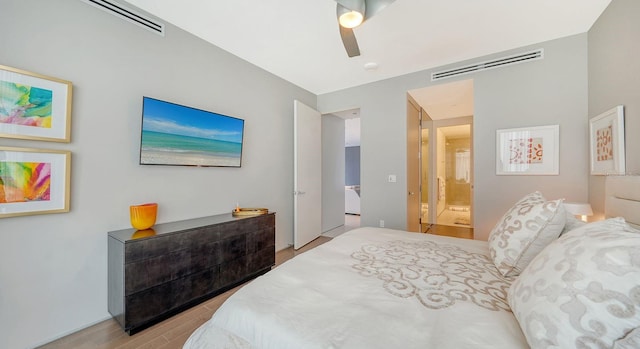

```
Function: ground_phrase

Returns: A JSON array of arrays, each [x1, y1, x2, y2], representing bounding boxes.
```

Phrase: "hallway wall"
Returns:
[[322, 114, 346, 232], [345, 146, 361, 186]]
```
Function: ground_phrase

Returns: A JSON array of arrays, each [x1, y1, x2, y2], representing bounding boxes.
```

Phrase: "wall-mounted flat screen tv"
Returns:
[[140, 97, 244, 167]]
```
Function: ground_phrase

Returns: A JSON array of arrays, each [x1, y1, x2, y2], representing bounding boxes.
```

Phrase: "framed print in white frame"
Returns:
[[0, 64, 72, 142], [496, 125, 559, 175], [0, 147, 71, 218], [589, 105, 625, 175]]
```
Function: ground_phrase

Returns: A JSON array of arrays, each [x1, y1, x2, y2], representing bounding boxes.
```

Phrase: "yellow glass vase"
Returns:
[[130, 203, 158, 230]]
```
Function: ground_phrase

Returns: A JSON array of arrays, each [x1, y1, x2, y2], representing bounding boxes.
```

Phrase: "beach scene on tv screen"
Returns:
[[140, 98, 244, 167]]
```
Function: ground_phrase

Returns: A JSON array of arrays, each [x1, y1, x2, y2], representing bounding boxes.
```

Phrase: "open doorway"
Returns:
[[321, 108, 361, 238], [344, 116, 361, 230], [435, 124, 472, 227], [407, 79, 474, 234]]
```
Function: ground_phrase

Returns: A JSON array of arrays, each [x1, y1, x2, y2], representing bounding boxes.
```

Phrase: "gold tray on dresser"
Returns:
[[232, 208, 269, 216]]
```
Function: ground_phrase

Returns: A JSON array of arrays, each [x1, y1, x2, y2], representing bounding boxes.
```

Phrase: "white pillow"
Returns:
[[488, 192, 566, 277], [508, 218, 640, 349]]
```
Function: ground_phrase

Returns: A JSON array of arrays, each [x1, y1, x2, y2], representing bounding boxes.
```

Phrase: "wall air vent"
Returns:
[[431, 49, 543, 81], [81, 0, 164, 36]]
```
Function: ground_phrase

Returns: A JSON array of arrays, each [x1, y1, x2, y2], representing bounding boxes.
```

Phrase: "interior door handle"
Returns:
[[408, 192, 415, 195]]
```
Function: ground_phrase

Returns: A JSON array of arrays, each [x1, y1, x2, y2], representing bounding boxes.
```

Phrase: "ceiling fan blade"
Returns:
[[339, 25, 361, 57]]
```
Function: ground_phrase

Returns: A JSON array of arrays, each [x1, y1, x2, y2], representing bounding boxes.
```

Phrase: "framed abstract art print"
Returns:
[[589, 105, 625, 175], [0, 64, 72, 142], [0, 147, 71, 218], [496, 125, 559, 175]]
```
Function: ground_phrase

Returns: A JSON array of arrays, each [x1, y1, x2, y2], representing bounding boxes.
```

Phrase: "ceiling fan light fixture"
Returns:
[[336, 1, 366, 28], [339, 10, 364, 28], [336, 0, 395, 57]]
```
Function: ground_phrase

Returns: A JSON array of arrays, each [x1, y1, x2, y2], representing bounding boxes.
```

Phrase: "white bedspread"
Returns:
[[184, 227, 528, 349]]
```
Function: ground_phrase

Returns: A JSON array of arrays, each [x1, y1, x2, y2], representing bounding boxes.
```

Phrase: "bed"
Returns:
[[184, 176, 640, 349]]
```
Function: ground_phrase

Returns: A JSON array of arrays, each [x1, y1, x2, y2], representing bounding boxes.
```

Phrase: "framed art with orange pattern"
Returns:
[[496, 125, 559, 175], [0, 147, 71, 218], [589, 105, 625, 175]]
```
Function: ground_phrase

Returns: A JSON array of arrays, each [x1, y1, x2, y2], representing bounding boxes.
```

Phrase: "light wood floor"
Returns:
[[37, 236, 332, 349]]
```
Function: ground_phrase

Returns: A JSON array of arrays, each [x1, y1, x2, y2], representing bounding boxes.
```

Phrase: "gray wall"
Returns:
[[318, 34, 590, 240], [588, 0, 640, 219], [0, 0, 315, 347], [345, 146, 361, 186], [322, 114, 345, 232]]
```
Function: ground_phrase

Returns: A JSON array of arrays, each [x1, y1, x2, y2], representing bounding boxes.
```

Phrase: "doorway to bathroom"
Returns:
[[407, 79, 474, 232], [431, 123, 472, 228]]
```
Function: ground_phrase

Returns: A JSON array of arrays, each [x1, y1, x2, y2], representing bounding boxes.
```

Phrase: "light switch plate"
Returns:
[[388, 175, 397, 183]]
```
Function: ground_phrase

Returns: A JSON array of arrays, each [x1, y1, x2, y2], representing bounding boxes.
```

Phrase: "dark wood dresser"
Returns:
[[108, 212, 275, 334]]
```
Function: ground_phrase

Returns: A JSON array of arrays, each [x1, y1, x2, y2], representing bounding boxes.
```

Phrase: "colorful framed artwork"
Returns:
[[589, 105, 625, 175], [0, 147, 71, 218], [0, 64, 72, 142], [496, 125, 559, 175]]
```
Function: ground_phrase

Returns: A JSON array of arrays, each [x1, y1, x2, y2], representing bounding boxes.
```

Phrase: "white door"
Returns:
[[294, 100, 322, 249]]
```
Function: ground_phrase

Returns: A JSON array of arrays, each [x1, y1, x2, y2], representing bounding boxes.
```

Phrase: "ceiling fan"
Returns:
[[335, 0, 396, 57]]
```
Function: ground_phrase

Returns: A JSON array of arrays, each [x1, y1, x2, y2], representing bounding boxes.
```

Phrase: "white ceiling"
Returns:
[[409, 79, 474, 120], [123, 0, 611, 95]]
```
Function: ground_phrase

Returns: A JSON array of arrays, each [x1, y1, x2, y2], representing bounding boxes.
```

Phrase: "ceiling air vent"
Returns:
[[431, 49, 543, 81], [81, 0, 164, 36]]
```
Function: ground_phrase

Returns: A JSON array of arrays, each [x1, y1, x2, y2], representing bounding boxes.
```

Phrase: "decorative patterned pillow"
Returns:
[[488, 192, 566, 277], [508, 218, 640, 349]]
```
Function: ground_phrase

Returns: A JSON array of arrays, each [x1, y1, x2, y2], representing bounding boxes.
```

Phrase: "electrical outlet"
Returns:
[[379, 220, 385, 228]]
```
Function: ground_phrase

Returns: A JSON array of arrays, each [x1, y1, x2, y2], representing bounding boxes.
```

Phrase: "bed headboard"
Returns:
[[605, 175, 640, 229]]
